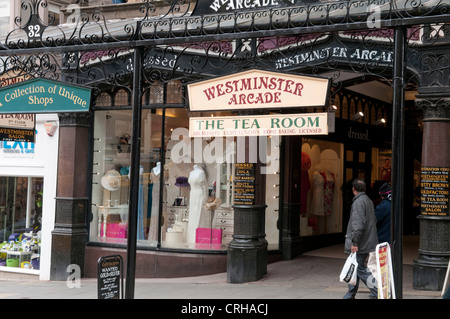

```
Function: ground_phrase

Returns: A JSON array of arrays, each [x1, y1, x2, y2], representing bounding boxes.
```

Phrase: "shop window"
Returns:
[[95, 92, 112, 107], [89, 107, 281, 251], [300, 139, 343, 236], [149, 82, 164, 104], [0, 176, 42, 270], [341, 95, 348, 120], [114, 89, 130, 106], [363, 103, 370, 124], [166, 80, 183, 104], [161, 110, 280, 250], [90, 109, 164, 247], [370, 106, 377, 125]]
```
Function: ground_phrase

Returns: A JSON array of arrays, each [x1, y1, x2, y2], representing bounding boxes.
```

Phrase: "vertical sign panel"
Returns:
[[420, 167, 449, 216], [234, 163, 256, 206]]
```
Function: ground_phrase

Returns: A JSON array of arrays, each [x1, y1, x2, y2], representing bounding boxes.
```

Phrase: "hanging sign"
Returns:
[[0, 78, 91, 113], [189, 112, 328, 137], [0, 114, 36, 142], [187, 69, 330, 111], [420, 167, 449, 216], [0, 114, 35, 130]]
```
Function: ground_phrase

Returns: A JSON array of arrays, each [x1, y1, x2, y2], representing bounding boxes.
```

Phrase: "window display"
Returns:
[[300, 139, 343, 236], [89, 108, 281, 251], [0, 176, 42, 271]]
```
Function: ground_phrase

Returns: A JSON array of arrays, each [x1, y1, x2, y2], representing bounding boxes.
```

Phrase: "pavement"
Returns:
[[0, 241, 445, 302]]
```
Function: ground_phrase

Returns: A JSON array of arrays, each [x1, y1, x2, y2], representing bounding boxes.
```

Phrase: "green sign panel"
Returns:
[[0, 78, 91, 113]]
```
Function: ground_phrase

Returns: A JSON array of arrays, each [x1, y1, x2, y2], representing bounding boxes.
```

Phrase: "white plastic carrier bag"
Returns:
[[339, 252, 358, 286]]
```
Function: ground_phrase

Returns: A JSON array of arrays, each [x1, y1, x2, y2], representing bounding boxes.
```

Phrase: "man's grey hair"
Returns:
[[352, 178, 366, 192]]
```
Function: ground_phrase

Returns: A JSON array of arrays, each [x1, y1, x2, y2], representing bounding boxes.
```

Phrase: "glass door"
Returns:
[[342, 145, 372, 228]]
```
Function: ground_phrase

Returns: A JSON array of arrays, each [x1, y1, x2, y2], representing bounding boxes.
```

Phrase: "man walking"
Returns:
[[343, 178, 379, 299]]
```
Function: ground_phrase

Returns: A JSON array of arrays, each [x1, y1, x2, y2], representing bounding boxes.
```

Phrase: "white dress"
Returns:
[[187, 165, 207, 244]]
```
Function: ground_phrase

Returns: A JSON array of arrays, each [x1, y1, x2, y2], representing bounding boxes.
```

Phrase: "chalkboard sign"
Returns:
[[97, 255, 123, 299], [234, 163, 256, 205], [421, 167, 449, 216]]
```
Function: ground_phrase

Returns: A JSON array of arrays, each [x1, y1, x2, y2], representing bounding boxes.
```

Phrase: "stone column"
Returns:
[[227, 136, 268, 283], [413, 94, 450, 290], [50, 112, 91, 281]]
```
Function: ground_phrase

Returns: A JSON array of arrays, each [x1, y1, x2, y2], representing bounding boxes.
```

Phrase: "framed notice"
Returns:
[[234, 163, 256, 206], [420, 167, 449, 216]]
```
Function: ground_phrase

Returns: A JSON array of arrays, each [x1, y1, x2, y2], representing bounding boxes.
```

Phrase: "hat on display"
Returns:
[[379, 183, 391, 195], [101, 170, 121, 191], [175, 176, 190, 187], [205, 196, 222, 210], [120, 166, 130, 176]]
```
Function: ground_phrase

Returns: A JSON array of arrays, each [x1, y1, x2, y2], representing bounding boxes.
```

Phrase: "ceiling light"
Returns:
[[351, 111, 364, 121]]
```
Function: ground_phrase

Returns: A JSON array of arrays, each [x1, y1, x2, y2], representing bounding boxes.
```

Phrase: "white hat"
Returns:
[[101, 170, 121, 191]]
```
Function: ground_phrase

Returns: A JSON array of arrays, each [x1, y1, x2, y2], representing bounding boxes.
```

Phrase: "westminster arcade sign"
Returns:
[[188, 69, 330, 112]]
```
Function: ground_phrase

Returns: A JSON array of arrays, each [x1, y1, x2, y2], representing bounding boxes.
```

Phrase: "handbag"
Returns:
[[339, 252, 358, 286]]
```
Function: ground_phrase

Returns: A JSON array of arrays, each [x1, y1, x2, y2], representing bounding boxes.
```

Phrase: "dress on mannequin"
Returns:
[[320, 171, 335, 216], [300, 152, 311, 216], [311, 170, 325, 216], [148, 162, 161, 242], [187, 165, 207, 244]]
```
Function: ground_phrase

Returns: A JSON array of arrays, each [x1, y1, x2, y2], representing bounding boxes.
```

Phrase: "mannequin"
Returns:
[[321, 170, 335, 216], [300, 152, 311, 216], [311, 170, 325, 216], [148, 162, 161, 242], [187, 165, 207, 244]]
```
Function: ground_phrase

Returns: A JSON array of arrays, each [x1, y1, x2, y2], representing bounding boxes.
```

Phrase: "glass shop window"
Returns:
[[0, 176, 43, 270], [161, 109, 280, 251], [90, 108, 281, 251], [300, 139, 343, 236], [90, 109, 164, 247]]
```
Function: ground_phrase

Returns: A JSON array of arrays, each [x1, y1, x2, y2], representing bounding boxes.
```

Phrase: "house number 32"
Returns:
[[28, 25, 41, 38]]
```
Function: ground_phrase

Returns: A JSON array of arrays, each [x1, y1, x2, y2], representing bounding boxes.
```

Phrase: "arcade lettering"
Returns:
[[202, 76, 303, 106], [209, 0, 287, 12], [275, 46, 393, 69], [188, 69, 329, 111]]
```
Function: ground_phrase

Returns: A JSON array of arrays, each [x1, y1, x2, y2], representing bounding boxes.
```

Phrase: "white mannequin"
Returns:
[[152, 162, 161, 176], [148, 162, 161, 242], [186, 165, 207, 244]]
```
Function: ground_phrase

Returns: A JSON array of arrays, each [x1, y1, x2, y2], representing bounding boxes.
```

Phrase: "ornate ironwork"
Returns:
[[1, 0, 449, 53], [0, 1, 448, 115]]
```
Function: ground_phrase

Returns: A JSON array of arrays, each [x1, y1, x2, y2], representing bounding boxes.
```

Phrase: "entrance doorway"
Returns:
[[342, 143, 372, 229]]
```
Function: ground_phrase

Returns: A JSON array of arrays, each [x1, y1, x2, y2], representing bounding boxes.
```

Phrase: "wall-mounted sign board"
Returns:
[[0, 78, 91, 113]]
